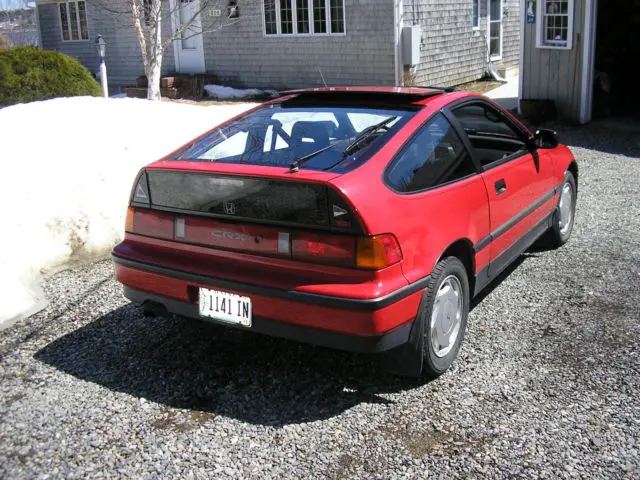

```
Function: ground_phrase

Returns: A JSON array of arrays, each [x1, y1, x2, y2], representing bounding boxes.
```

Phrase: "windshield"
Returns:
[[171, 105, 416, 171]]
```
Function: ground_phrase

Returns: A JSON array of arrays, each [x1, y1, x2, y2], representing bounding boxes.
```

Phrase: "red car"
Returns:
[[112, 87, 577, 377]]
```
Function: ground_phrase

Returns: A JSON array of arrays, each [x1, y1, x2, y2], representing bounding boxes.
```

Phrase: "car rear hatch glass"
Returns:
[[146, 170, 329, 227], [168, 94, 419, 174], [133, 169, 359, 232]]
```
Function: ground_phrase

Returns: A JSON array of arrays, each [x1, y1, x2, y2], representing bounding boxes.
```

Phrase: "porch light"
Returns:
[[95, 34, 108, 98], [95, 34, 106, 60]]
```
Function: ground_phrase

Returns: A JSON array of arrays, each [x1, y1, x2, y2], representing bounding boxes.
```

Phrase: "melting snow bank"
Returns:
[[204, 84, 278, 100], [0, 96, 255, 329]]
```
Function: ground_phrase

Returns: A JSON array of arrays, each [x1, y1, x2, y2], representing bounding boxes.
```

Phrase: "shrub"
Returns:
[[0, 46, 102, 107]]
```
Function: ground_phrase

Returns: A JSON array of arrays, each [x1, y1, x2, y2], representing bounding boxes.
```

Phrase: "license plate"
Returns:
[[198, 288, 252, 327]]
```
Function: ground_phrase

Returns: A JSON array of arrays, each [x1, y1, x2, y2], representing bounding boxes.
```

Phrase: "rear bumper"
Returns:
[[112, 254, 425, 353], [124, 286, 413, 353]]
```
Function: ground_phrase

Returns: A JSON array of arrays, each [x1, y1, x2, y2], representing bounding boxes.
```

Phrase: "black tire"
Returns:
[[420, 256, 470, 378], [548, 171, 577, 248], [380, 256, 470, 378]]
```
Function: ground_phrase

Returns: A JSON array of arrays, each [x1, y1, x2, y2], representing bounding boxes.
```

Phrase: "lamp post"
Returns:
[[95, 34, 108, 98]]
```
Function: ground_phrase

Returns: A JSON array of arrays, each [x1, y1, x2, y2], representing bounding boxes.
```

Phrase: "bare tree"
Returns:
[[97, 0, 247, 100]]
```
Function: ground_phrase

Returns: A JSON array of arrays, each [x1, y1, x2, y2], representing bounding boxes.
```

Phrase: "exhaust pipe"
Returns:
[[141, 300, 170, 319]]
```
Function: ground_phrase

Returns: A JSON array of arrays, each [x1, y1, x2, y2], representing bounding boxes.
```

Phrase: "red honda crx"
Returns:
[[112, 87, 577, 377]]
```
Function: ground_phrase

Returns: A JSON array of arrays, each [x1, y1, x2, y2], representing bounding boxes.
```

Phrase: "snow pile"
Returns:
[[204, 84, 278, 100], [0, 96, 255, 328]]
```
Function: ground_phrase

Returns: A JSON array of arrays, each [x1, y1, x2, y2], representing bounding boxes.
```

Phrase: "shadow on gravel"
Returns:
[[555, 123, 640, 158], [471, 256, 527, 310], [34, 249, 536, 427], [34, 304, 425, 426]]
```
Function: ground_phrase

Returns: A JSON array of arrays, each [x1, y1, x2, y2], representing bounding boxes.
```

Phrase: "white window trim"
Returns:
[[472, 0, 480, 30], [58, 1, 89, 42], [487, 0, 503, 60], [536, 0, 574, 50], [262, 0, 346, 37]]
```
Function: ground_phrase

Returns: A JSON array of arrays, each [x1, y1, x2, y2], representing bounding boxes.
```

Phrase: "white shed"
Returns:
[[519, 0, 640, 123]]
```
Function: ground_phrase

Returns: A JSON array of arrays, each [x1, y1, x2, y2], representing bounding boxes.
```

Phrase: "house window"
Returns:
[[281, 0, 294, 34], [312, 0, 326, 33], [296, 0, 310, 33], [264, 1, 278, 34], [472, 0, 479, 29], [329, 0, 344, 34], [264, 0, 345, 35], [537, 0, 574, 49], [59, 1, 88, 41]]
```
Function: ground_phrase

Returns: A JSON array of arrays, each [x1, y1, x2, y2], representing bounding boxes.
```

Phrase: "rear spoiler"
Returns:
[[274, 87, 454, 107]]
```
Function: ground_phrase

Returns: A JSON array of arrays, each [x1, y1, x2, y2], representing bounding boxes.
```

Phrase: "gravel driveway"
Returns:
[[1, 124, 639, 479]]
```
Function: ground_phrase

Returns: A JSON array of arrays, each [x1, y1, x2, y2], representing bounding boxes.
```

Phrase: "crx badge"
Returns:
[[223, 201, 237, 215], [212, 230, 248, 241]]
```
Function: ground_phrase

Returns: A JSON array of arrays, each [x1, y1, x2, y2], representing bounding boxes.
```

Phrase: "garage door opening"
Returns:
[[592, 0, 640, 119]]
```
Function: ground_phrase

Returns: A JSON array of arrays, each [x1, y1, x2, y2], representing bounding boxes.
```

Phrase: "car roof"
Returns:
[[280, 86, 451, 96]]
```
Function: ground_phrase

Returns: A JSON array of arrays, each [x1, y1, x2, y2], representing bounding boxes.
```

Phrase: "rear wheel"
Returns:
[[421, 257, 470, 377], [381, 256, 470, 378]]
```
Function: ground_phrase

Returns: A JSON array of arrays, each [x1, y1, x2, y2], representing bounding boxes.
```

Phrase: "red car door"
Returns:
[[480, 152, 541, 270], [449, 101, 548, 278]]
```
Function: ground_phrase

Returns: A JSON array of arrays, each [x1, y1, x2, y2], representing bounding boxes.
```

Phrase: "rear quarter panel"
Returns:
[[360, 177, 491, 283], [331, 93, 492, 283]]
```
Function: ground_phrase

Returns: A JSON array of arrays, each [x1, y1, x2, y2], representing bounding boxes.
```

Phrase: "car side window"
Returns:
[[450, 103, 527, 167], [386, 113, 476, 193]]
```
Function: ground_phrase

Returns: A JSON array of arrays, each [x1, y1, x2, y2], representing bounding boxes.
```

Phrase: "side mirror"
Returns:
[[531, 128, 559, 149]]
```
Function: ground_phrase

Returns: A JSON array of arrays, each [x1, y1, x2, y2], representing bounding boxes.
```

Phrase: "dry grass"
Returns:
[[456, 78, 503, 95]]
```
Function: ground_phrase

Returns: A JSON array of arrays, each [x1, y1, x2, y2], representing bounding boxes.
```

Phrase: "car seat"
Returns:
[[291, 122, 331, 157]]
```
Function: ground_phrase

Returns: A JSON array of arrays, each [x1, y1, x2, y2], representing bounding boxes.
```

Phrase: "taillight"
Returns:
[[291, 232, 356, 266], [356, 234, 403, 269], [290, 232, 402, 269], [125, 207, 173, 240], [125, 206, 135, 232], [124, 207, 403, 270]]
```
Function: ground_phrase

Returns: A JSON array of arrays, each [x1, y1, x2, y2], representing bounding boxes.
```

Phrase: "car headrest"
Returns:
[[291, 122, 331, 148]]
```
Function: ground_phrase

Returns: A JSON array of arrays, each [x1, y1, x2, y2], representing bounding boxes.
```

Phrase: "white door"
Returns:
[[488, 0, 503, 60], [173, 0, 205, 73]]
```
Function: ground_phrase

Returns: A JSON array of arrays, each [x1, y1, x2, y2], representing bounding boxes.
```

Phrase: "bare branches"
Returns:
[[128, 0, 148, 70], [90, 0, 257, 100]]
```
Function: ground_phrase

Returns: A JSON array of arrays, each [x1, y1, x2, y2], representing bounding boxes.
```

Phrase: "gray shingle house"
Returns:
[[35, 0, 521, 91]]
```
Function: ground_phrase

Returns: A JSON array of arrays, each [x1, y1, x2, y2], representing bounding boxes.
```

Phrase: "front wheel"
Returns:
[[549, 171, 577, 247]]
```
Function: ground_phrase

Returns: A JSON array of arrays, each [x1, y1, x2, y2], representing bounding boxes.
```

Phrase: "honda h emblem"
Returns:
[[223, 201, 237, 215]]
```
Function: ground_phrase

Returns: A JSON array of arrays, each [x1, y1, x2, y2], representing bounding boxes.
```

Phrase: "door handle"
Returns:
[[495, 179, 507, 195]]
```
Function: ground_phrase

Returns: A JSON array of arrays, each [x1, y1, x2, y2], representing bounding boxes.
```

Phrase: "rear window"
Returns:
[[171, 104, 416, 171]]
